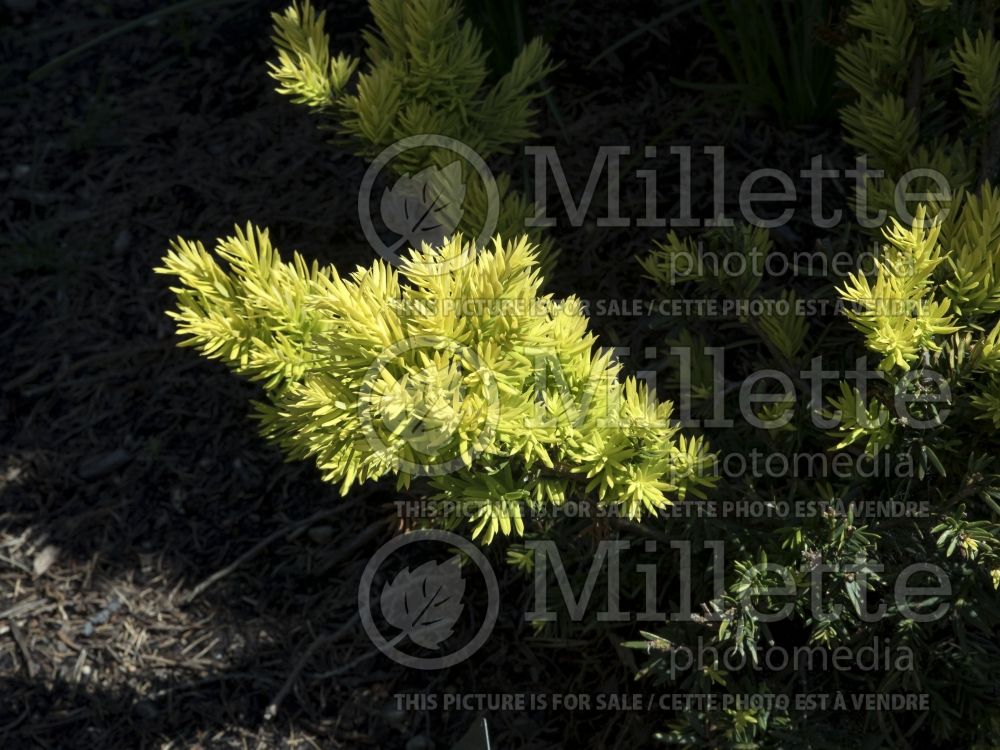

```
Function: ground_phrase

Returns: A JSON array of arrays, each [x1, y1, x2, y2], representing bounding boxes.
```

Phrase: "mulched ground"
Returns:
[[0, 1, 846, 748]]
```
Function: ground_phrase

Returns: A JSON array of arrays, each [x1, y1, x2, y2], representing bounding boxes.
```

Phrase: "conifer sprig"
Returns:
[[158, 230, 715, 543], [268, 0, 558, 270]]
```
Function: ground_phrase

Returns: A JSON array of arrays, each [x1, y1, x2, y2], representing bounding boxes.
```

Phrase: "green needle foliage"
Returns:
[[157, 229, 715, 544], [819, 160, 1000, 750], [268, 0, 558, 270], [836, 0, 1000, 216], [630, 4, 1000, 746], [638, 211, 1000, 745], [838, 206, 960, 371], [831, 190, 1000, 478], [269, 0, 553, 159]]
